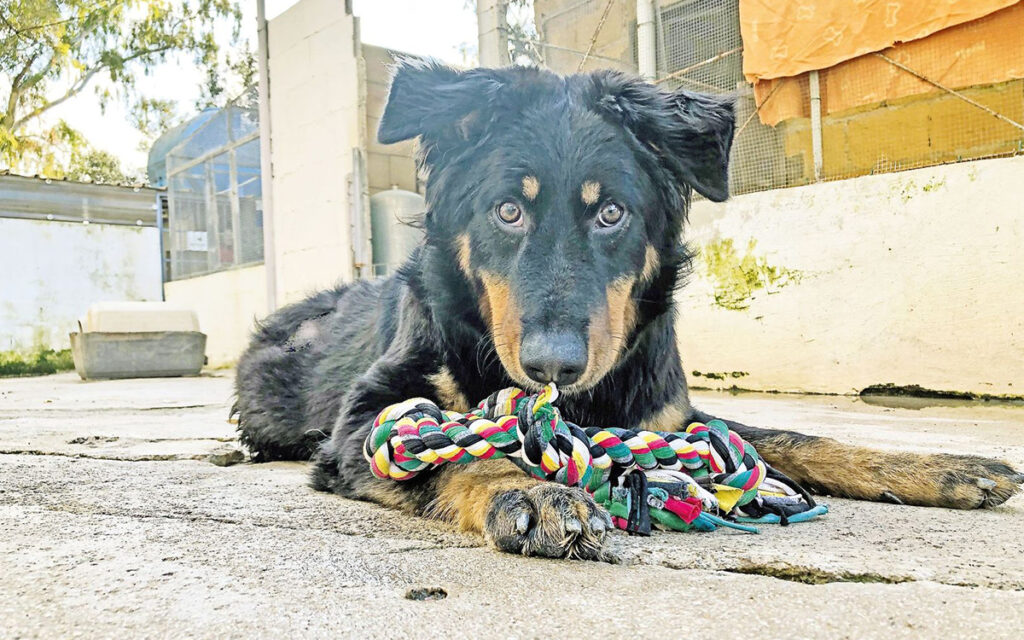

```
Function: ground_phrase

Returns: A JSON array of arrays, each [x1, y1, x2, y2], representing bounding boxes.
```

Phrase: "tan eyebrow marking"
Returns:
[[581, 180, 601, 205], [521, 175, 540, 201]]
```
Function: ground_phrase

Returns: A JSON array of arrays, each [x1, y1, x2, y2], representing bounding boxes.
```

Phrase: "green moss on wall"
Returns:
[[0, 349, 75, 377], [701, 238, 800, 311]]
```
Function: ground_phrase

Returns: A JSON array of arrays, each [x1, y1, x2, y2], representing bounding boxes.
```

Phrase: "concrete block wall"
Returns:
[[535, 0, 636, 73], [363, 45, 419, 196], [268, 0, 362, 304]]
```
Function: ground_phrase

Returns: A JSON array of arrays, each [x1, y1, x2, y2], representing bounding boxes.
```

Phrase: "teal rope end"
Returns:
[[698, 512, 761, 534]]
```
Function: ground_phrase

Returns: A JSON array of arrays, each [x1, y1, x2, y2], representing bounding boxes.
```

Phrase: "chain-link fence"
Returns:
[[530, 0, 1024, 195]]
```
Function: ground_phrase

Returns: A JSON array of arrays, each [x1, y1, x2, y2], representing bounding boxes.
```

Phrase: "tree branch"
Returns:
[[4, 50, 42, 126], [10, 43, 176, 133]]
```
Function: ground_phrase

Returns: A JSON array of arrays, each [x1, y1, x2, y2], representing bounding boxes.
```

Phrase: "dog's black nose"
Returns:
[[519, 331, 588, 386]]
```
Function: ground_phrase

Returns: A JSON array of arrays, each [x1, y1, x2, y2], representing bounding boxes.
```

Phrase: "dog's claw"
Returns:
[[589, 515, 607, 534], [880, 490, 904, 504], [976, 477, 998, 490]]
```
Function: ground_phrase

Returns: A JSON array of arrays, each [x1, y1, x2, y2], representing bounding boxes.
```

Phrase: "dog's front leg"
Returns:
[[313, 376, 611, 559], [693, 412, 1023, 509], [432, 461, 611, 559]]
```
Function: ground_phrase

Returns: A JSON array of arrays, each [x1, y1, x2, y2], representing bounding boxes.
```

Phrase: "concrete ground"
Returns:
[[2, 372, 1023, 639]]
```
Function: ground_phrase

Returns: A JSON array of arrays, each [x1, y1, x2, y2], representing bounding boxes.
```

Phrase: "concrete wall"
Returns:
[[268, 0, 361, 304], [163, 265, 267, 367], [0, 218, 161, 352], [676, 155, 1024, 396], [535, 0, 636, 73], [364, 44, 419, 196], [158, 2, 425, 366]]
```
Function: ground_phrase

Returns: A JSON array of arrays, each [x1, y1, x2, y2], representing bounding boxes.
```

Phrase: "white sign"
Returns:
[[186, 231, 209, 252]]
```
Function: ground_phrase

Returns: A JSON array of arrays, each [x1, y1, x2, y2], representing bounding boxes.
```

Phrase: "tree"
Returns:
[[66, 146, 132, 184], [0, 0, 242, 176], [129, 96, 180, 153], [196, 39, 255, 110]]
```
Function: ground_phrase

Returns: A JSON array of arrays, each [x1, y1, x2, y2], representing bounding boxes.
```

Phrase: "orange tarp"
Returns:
[[740, 0, 1018, 82], [749, 1, 1024, 126]]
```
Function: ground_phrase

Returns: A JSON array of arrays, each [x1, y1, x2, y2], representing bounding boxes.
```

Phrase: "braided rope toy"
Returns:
[[364, 384, 828, 534]]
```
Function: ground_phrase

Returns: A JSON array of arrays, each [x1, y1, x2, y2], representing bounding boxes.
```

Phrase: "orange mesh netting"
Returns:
[[741, 1, 1024, 125]]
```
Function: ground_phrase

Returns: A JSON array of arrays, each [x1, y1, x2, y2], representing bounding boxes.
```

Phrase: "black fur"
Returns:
[[234, 61, 1022, 526]]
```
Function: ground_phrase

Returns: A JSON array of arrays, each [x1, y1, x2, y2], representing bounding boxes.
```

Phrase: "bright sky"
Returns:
[[44, 0, 478, 176]]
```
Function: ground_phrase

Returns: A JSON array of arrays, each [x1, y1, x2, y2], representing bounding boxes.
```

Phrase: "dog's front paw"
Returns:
[[484, 484, 612, 559], [876, 453, 1023, 509]]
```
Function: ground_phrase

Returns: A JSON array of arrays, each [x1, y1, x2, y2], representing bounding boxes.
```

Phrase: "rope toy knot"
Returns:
[[364, 383, 826, 533]]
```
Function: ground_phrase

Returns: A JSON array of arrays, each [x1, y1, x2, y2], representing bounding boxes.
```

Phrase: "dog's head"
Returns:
[[380, 60, 734, 393]]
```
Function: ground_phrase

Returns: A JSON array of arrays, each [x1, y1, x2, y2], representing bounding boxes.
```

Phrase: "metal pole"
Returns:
[[155, 191, 165, 300], [256, 0, 278, 312], [637, 0, 657, 81], [809, 70, 824, 181]]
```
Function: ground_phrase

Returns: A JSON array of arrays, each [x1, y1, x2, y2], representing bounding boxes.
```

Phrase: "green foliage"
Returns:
[[66, 146, 133, 183], [701, 238, 801, 311], [129, 95, 181, 152], [506, 0, 542, 66], [196, 39, 255, 110], [0, 0, 242, 176], [0, 348, 75, 377]]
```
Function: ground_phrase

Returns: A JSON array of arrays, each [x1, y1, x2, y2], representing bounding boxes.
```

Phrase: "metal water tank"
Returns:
[[370, 186, 426, 277]]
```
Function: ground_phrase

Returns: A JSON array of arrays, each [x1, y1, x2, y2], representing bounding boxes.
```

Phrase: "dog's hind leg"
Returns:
[[692, 411, 1024, 509], [234, 342, 321, 461]]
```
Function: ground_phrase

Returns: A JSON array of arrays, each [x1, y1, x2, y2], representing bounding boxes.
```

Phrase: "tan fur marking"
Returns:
[[432, 460, 540, 532], [581, 180, 601, 205], [521, 175, 540, 201], [427, 366, 471, 413], [576, 275, 637, 389], [456, 234, 472, 278], [641, 245, 660, 283], [479, 271, 531, 387], [363, 481, 424, 514], [639, 399, 687, 432]]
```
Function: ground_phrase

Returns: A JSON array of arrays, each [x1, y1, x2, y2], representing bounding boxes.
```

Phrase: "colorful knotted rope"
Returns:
[[364, 384, 827, 534]]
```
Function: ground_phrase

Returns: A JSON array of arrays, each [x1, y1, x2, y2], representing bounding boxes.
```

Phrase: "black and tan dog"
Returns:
[[234, 61, 1022, 559]]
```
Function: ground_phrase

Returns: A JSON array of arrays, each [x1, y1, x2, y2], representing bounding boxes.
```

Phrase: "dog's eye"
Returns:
[[495, 201, 524, 227], [596, 201, 626, 229]]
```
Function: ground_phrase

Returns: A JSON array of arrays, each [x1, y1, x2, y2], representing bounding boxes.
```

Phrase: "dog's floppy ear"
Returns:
[[590, 71, 735, 202], [378, 58, 501, 146]]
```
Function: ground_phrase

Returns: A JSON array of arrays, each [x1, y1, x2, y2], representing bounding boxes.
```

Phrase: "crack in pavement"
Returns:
[[722, 562, 914, 585], [0, 449, 235, 462], [1, 403, 226, 413], [637, 556, 1023, 591], [1, 502, 484, 553]]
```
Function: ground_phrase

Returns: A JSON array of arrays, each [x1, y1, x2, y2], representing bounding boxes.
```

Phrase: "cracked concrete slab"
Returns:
[[0, 371, 238, 461], [2, 372, 1023, 638]]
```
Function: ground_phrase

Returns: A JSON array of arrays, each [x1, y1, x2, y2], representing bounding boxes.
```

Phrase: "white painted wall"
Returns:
[[164, 265, 267, 367], [0, 218, 161, 352], [676, 155, 1024, 396], [268, 0, 361, 304]]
